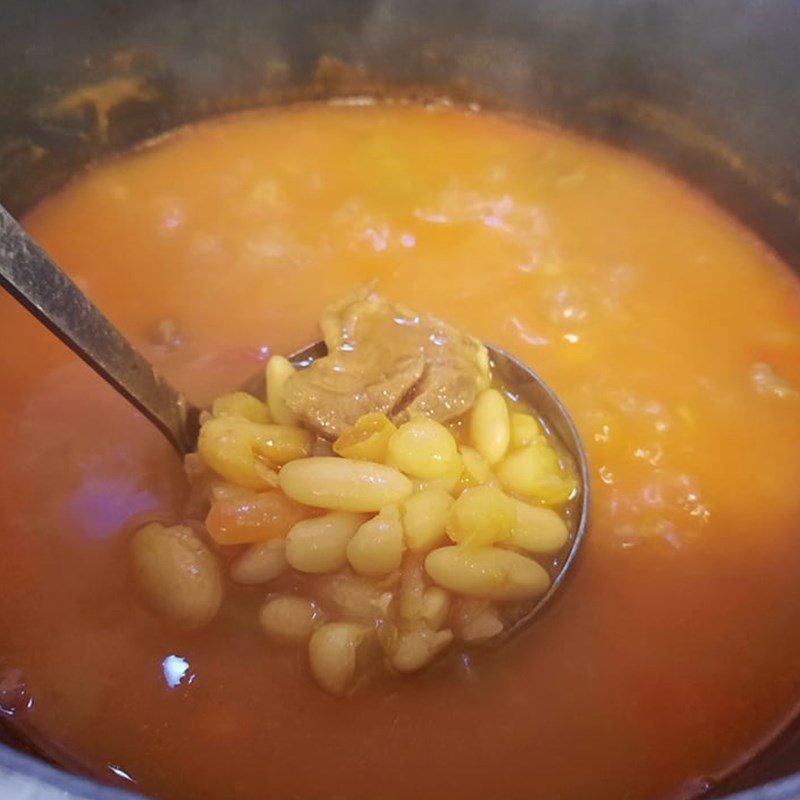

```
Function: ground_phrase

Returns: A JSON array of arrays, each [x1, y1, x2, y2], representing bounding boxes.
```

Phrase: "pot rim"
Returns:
[[2, 736, 800, 800]]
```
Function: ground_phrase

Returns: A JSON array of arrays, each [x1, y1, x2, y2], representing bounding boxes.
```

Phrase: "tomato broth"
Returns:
[[1, 102, 800, 800]]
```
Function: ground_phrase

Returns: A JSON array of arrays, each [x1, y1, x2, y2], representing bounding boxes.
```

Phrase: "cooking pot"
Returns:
[[0, 1, 798, 799]]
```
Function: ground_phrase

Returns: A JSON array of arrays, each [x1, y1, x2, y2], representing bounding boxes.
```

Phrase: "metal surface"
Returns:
[[0, 203, 200, 453], [0, 748, 146, 800], [488, 345, 589, 629]]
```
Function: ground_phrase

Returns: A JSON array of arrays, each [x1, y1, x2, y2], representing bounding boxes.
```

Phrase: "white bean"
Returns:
[[230, 538, 287, 585], [131, 523, 222, 628], [446, 485, 515, 547], [399, 557, 426, 621], [424, 545, 550, 601], [260, 596, 321, 644], [197, 416, 277, 490], [316, 573, 394, 621], [387, 417, 460, 479], [212, 391, 272, 423], [285, 511, 367, 573], [459, 445, 494, 486], [266, 355, 298, 425], [509, 412, 542, 449], [347, 505, 404, 577], [470, 388, 510, 465], [402, 488, 453, 553], [386, 624, 454, 673], [508, 500, 569, 554], [279, 457, 413, 512], [453, 598, 505, 642], [495, 441, 575, 503], [308, 622, 371, 696], [421, 587, 451, 630], [412, 472, 460, 494]]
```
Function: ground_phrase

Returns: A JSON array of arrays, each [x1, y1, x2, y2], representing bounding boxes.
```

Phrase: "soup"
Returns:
[[1, 101, 799, 800]]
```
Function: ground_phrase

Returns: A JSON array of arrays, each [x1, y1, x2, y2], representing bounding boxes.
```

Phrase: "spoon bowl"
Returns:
[[487, 344, 589, 627]]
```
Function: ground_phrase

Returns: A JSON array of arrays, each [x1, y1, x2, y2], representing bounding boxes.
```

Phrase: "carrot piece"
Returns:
[[206, 489, 311, 545]]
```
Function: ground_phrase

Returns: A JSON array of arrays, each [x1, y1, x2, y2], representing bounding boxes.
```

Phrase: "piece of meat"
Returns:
[[285, 286, 490, 438], [284, 349, 425, 438], [400, 347, 489, 425]]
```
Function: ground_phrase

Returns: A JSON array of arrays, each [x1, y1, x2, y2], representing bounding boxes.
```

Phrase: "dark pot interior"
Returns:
[[0, 1, 798, 799]]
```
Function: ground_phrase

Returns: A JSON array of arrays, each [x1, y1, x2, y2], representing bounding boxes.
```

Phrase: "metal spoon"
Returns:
[[0, 203, 201, 453], [0, 203, 588, 612]]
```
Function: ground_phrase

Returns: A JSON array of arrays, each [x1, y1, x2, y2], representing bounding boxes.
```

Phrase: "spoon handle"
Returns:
[[0, 203, 199, 453]]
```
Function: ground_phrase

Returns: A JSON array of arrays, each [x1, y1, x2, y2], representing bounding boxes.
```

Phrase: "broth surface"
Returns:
[[1, 102, 800, 800]]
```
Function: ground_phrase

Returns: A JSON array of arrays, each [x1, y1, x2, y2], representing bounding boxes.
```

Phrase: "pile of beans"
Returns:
[[131, 355, 578, 695]]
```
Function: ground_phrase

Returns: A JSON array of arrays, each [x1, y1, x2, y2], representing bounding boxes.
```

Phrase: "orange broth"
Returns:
[[1, 102, 800, 800]]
